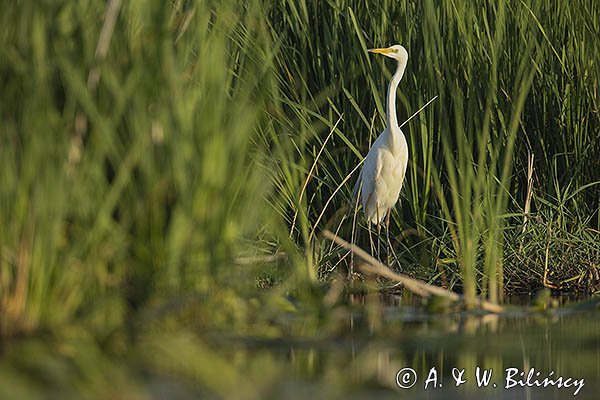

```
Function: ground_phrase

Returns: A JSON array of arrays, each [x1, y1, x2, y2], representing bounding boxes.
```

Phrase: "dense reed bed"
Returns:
[[0, 0, 599, 396], [267, 0, 600, 301]]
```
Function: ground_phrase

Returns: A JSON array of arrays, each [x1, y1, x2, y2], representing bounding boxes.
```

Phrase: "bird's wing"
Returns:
[[359, 143, 384, 210]]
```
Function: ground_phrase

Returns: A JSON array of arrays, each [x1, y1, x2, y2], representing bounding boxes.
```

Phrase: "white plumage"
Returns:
[[355, 44, 409, 226], [359, 126, 408, 224]]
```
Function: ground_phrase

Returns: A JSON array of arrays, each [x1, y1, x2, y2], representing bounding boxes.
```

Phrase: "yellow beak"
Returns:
[[368, 47, 394, 54]]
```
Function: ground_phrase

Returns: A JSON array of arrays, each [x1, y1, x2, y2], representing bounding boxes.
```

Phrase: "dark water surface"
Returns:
[[215, 303, 600, 400], [2, 300, 599, 399]]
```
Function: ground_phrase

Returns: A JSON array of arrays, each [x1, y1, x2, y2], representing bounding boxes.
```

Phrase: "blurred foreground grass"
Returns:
[[1, 0, 600, 398], [1, 0, 285, 336]]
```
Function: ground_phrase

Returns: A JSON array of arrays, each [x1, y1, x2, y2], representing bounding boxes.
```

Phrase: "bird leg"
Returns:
[[385, 213, 399, 267], [376, 207, 382, 261], [385, 212, 390, 263], [368, 221, 375, 258], [377, 222, 382, 261], [350, 188, 362, 279]]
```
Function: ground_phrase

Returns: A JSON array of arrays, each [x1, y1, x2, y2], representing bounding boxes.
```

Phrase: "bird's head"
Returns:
[[368, 44, 408, 63]]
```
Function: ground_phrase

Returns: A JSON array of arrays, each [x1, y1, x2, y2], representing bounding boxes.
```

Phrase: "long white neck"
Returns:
[[386, 59, 407, 147]]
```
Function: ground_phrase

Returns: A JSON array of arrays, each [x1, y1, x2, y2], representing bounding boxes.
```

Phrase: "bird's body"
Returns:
[[359, 125, 408, 225], [355, 45, 409, 226]]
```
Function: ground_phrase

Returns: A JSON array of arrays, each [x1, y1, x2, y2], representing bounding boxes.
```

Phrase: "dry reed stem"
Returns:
[[322, 230, 504, 313], [68, 0, 123, 168], [519, 151, 534, 254], [308, 161, 364, 242]]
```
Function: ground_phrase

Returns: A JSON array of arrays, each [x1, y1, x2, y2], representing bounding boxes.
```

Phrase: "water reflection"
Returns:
[[233, 308, 600, 399], [2, 304, 599, 399]]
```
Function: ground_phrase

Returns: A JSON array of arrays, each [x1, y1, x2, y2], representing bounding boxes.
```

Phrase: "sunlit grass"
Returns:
[[0, 0, 599, 397], [268, 0, 599, 299], [0, 0, 283, 335]]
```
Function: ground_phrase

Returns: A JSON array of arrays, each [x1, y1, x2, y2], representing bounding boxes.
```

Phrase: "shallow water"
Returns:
[[2, 300, 599, 399], [213, 305, 600, 400]]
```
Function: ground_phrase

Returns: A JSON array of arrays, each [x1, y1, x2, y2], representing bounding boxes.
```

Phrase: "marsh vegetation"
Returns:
[[1, 0, 599, 398]]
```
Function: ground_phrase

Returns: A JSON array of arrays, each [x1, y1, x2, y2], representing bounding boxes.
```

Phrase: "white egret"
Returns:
[[354, 45, 409, 238]]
